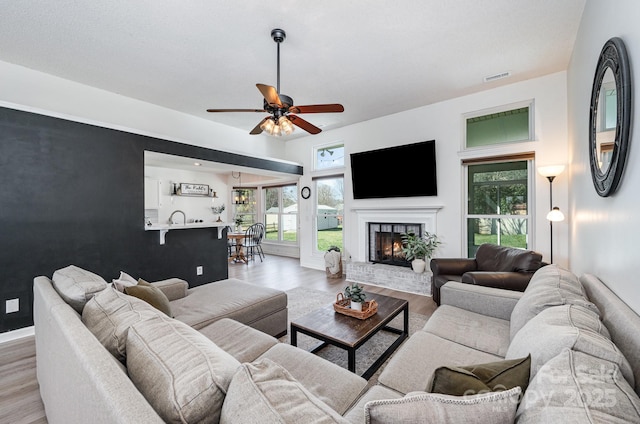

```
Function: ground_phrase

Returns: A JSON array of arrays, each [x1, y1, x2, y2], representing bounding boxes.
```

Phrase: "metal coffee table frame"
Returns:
[[290, 294, 409, 380]]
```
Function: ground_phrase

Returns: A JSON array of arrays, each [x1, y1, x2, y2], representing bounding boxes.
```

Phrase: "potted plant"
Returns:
[[211, 204, 225, 222], [234, 215, 244, 232], [400, 231, 441, 273], [344, 283, 366, 311]]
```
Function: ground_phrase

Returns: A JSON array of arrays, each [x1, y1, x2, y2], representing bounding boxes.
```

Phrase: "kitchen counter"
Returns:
[[145, 222, 231, 245]]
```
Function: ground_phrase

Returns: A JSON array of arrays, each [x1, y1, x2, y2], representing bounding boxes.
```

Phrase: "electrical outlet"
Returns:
[[6, 298, 19, 314], [196, 266, 203, 276]]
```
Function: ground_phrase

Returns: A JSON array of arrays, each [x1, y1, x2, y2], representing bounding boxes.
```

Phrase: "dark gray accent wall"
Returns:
[[0, 107, 302, 332]]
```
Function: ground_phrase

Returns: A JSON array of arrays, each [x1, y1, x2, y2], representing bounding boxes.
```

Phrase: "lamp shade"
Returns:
[[538, 165, 566, 178], [546, 206, 565, 222]]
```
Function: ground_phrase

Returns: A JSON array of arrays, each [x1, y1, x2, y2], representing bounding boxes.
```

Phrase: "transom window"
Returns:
[[464, 101, 534, 149], [314, 143, 345, 171]]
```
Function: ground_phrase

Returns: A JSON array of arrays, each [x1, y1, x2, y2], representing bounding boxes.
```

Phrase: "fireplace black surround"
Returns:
[[368, 223, 422, 267]]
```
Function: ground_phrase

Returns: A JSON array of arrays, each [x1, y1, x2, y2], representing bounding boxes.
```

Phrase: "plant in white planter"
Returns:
[[400, 231, 441, 273], [211, 204, 225, 222], [344, 283, 366, 311]]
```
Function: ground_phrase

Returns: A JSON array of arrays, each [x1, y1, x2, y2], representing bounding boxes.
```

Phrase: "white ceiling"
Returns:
[[0, 0, 586, 141]]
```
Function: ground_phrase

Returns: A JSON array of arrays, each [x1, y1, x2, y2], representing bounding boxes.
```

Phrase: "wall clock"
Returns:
[[301, 186, 311, 199]]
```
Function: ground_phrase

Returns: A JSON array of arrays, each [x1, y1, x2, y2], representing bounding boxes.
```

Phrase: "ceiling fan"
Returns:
[[206, 29, 344, 136]]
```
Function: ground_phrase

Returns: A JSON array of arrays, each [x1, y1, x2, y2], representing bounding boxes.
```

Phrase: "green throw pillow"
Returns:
[[125, 278, 173, 317], [428, 355, 531, 396]]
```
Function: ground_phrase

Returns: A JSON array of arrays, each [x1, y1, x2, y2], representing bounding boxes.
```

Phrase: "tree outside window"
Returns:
[[466, 161, 530, 257]]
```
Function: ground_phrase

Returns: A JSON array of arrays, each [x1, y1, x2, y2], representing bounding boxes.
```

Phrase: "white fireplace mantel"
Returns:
[[351, 205, 443, 263]]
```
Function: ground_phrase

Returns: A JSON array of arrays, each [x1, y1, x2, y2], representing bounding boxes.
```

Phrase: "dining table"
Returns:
[[227, 232, 247, 263]]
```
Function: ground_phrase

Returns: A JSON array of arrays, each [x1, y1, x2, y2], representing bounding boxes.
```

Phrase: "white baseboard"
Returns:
[[0, 326, 35, 344]]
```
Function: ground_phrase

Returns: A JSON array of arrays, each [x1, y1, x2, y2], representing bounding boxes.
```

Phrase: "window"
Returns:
[[465, 101, 534, 149], [464, 157, 533, 258], [314, 144, 344, 170], [314, 176, 343, 252], [264, 185, 298, 243], [232, 189, 256, 228]]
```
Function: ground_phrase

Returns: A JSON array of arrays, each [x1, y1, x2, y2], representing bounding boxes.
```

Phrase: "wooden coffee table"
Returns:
[[290, 293, 408, 380]]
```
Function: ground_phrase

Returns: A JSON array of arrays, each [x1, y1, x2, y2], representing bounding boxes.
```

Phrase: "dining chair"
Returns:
[[243, 223, 265, 263], [224, 226, 234, 258]]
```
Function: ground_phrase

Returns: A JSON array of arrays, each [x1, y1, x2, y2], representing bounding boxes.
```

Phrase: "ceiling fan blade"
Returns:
[[288, 104, 344, 114], [206, 108, 265, 113], [250, 118, 268, 135], [288, 115, 321, 134], [256, 83, 283, 107]]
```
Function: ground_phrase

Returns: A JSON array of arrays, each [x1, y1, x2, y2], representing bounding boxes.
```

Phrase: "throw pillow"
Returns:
[[51, 265, 108, 313], [429, 355, 531, 396], [126, 315, 241, 424], [517, 349, 640, 423], [509, 265, 600, 340], [364, 387, 521, 424], [506, 304, 634, 385], [220, 358, 350, 424], [112, 271, 138, 292], [82, 286, 163, 362], [124, 278, 172, 316]]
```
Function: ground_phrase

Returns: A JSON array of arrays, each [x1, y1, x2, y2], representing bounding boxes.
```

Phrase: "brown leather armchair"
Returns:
[[430, 243, 544, 305]]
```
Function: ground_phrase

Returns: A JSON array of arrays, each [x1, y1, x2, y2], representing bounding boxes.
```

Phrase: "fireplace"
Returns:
[[368, 223, 422, 267]]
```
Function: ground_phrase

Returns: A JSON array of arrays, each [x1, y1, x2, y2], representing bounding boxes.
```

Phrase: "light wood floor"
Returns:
[[0, 255, 436, 424]]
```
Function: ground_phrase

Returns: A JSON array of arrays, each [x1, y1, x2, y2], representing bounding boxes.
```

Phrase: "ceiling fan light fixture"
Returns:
[[260, 117, 275, 133], [278, 116, 295, 135]]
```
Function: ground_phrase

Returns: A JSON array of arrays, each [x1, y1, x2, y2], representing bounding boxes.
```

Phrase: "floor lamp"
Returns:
[[538, 165, 565, 263]]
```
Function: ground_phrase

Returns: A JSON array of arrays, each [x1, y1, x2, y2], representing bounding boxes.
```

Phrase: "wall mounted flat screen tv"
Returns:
[[350, 140, 437, 199]]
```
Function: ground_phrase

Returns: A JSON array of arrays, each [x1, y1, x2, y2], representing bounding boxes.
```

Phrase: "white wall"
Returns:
[[0, 60, 285, 160], [144, 166, 230, 224], [287, 72, 570, 271], [567, 0, 640, 313]]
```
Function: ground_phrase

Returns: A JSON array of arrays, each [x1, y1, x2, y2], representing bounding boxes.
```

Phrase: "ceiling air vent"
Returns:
[[483, 71, 511, 83]]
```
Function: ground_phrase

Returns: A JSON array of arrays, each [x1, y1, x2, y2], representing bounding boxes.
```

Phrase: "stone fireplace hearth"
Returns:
[[347, 206, 442, 296]]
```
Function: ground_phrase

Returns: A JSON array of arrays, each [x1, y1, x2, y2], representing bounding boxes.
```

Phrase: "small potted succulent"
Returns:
[[401, 231, 441, 273], [344, 283, 366, 311]]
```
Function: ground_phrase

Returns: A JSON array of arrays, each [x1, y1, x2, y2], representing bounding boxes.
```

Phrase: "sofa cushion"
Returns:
[[112, 270, 138, 292], [258, 343, 367, 416], [220, 358, 349, 424], [378, 331, 503, 395], [424, 305, 511, 357], [364, 387, 521, 424], [51, 265, 108, 313], [428, 355, 531, 396], [126, 315, 240, 424], [510, 265, 600, 340], [170, 278, 287, 330], [124, 279, 172, 316], [82, 286, 162, 362], [507, 304, 634, 385], [343, 385, 403, 424], [198, 318, 277, 364], [475, 244, 542, 273], [517, 349, 640, 423]]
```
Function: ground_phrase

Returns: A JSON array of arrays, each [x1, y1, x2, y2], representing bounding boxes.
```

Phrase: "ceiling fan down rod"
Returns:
[[271, 29, 286, 95]]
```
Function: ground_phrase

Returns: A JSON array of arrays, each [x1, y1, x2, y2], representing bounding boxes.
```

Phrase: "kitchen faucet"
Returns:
[[168, 210, 186, 225]]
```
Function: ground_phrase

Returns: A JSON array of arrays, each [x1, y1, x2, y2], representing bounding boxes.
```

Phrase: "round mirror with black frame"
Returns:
[[589, 37, 632, 197]]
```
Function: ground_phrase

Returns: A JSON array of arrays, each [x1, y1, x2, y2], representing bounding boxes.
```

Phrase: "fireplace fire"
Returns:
[[368, 223, 422, 267]]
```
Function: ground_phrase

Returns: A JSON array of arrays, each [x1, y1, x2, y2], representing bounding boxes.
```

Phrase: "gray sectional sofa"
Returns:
[[34, 264, 640, 423]]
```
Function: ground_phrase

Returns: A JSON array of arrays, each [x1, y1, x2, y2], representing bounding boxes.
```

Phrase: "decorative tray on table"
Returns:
[[333, 293, 378, 320]]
